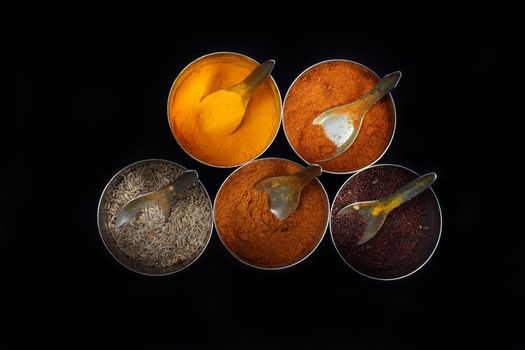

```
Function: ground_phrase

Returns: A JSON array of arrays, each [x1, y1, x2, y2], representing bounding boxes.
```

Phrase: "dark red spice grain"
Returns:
[[331, 165, 440, 279]]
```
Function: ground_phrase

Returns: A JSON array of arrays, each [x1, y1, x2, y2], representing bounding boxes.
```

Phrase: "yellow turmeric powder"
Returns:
[[168, 53, 281, 167], [197, 90, 244, 137]]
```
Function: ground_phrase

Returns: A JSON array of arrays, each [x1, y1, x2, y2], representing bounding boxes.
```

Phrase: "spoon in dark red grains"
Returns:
[[115, 170, 198, 229], [256, 164, 322, 220], [337, 173, 436, 245]]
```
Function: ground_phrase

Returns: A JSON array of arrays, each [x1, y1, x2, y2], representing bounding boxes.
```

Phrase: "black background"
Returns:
[[4, 2, 523, 348]]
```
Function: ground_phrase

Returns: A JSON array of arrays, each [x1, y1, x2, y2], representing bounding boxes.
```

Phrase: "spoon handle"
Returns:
[[357, 71, 402, 111], [296, 164, 322, 187], [335, 172, 435, 246], [234, 60, 275, 102], [163, 170, 199, 196], [384, 172, 436, 209]]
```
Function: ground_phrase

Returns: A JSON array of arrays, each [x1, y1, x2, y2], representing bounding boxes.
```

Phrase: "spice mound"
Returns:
[[284, 60, 395, 173], [101, 161, 212, 272], [331, 165, 441, 279], [169, 53, 281, 167], [197, 90, 245, 137], [214, 158, 329, 268]]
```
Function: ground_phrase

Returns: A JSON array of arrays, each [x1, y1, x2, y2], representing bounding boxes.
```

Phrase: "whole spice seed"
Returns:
[[103, 161, 212, 269], [284, 60, 395, 173], [331, 165, 440, 279], [214, 158, 328, 268], [169, 53, 281, 167]]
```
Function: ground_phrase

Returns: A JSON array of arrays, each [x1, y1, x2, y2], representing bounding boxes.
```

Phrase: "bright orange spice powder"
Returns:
[[284, 61, 395, 173], [168, 53, 281, 167], [214, 158, 328, 268]]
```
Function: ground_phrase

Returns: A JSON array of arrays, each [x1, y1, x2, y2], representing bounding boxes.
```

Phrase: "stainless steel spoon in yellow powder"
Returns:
[[197, 60, 275, 137]]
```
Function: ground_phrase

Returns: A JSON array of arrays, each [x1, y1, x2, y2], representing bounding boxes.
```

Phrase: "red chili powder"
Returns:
[[284, 61, 395, 173]]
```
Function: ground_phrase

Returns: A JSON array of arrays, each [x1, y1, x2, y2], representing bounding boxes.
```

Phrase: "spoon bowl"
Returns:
[[115, 170, 198, 229], [197, 60, 275, 136], [256, 164, 322, 220], [313, 71, 402, 162]]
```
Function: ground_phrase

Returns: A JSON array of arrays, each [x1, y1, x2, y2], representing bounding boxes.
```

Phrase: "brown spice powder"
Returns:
[[284, 61, 395, 173], [214, 159, 329, 267]]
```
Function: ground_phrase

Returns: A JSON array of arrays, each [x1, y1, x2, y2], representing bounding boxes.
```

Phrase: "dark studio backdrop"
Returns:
[[3, 2, 523, 348]]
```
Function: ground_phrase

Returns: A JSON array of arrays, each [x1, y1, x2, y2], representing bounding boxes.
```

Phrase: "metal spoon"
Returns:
[[337, 172, 436, 245], [115, 170, 198, 229], [312, 71, 402, 162], [198, 60, 275, 136], [255, 164, 322, 221]]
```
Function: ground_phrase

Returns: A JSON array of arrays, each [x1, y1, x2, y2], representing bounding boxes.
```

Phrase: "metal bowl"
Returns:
[[213, 157, 330, 270], [282, 59, 397, 175], [329, 163, 442, 281], [167, 52, 283, 168], [97, 159, 213, 276]]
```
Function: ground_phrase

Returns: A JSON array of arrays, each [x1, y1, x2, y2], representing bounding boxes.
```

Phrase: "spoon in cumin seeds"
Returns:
[[115, 170, 198, 229], [337, 172, 436, 245]]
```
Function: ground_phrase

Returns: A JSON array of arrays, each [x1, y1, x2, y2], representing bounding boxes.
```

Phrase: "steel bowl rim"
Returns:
[[328, 163, 443, 281], [213, 156, 330, 270], [166, 51, 283, 169], [97, 158, 214, 276]]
